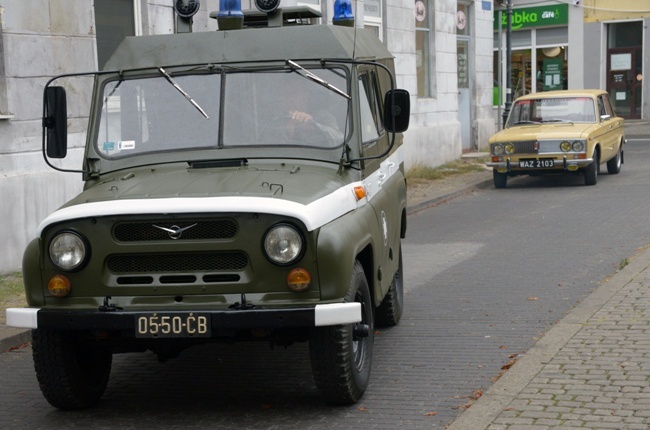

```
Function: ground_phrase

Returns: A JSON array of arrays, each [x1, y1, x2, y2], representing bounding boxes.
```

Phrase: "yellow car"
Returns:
[[487, 89, 625, 188]]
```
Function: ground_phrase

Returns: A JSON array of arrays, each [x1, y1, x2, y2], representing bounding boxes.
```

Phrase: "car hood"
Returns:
[[491, 123, 595, 142], [37, 162, 366, 234]]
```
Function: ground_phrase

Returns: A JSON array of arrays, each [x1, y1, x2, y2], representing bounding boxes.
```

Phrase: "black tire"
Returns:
[[32, 329, 112, 410], [493, 170, 508, 189], [375, 246, 404, 327], [309, 261, 374, 405], [585, 150, 599, 186], [606, 144, 622, 175]]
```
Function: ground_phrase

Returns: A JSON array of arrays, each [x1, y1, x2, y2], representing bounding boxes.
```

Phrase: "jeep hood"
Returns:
[[37, 162, 370, 234]]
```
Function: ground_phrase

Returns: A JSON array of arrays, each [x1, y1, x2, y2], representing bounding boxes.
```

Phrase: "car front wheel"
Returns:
[[32, 329, 112, 409], [607, 145, 622, 175], [584, 151, 599, 185], [309, 261, 374, 405], [493, 170, 508, 189]]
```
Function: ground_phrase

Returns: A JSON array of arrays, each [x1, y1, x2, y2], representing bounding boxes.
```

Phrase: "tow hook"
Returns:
[[353, 323, 370, 340], [230, 293, 255, 310], [99, 295, 123, 312]]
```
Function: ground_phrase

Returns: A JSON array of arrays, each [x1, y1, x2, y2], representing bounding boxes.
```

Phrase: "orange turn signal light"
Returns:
[[353, 186, 366, 201], [287, 268, 311, 292], [48, 275, 71, 298]]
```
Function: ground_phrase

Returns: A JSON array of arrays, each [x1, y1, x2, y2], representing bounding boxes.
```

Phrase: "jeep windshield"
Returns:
[[95, 67, 349, 161]]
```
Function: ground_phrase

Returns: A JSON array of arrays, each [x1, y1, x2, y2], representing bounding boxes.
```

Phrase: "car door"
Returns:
[[596, 94, 620, 161]]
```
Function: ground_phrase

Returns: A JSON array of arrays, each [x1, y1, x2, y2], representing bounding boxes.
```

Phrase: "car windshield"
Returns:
[[96, 67, 349, 159], [507, 96, 596, 126]]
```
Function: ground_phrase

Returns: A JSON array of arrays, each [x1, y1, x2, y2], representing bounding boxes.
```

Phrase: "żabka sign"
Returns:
[[494, 4, 568, 30]]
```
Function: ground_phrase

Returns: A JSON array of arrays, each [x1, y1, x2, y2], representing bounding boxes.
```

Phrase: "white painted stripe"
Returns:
[[314, 302, 361, 326], [37, 148, 404, 235], [6, 308, 39, 329]]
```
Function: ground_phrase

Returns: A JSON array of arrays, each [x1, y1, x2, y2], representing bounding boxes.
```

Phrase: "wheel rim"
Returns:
[[352, 290, 369, 371]]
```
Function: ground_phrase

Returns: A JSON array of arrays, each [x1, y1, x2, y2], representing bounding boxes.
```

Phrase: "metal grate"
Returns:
[[113, 219, 238, 242], [107, 252, 248, 273], [512, 141, 537, 154]]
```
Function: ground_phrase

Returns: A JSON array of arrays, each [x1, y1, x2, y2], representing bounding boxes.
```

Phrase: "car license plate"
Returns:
[[519, 158, 554, 168], [135, 313, 211, 338]]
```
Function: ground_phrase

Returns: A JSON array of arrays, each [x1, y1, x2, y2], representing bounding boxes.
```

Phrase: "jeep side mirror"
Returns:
[[384, 89, 410, 133], [44, 86, 68, 158]]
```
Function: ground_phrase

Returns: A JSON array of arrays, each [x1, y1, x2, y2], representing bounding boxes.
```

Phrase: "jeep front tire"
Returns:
[[309, 261, 374, 404], [32, 329, 112, 409]]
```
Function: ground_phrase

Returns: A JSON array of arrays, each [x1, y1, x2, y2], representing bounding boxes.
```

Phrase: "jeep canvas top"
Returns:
[[7, 0, 410, 409]]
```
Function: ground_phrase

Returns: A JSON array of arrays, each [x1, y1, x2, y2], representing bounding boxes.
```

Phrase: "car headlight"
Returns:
[[504, 143, 515, 154], [49, 231, 89, 271], [560, 140, 572, 152], [572, 140, 585, 152], [263, 224, 303, 265], [492, 143, 504, 155]]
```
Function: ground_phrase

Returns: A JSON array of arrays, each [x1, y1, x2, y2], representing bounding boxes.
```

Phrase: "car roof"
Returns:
[[514, 89, 607, 101], [103, 25, 394, 71]]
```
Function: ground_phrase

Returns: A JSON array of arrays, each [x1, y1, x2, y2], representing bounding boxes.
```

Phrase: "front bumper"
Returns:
[[6, 303, 361, 331], [486, 156, 593, 171]]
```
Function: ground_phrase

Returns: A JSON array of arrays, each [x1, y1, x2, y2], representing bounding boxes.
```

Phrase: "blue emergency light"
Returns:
[[333, 0, 354, 27]]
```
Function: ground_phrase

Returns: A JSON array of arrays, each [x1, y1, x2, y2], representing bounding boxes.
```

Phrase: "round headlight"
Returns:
[[572, 140, 585, 152], [492, 143, 504, 155], [49, 231, 88, 271], [560, 141, 572, 152], [504, 143, 515, 154], [264, 224, 303, 265]]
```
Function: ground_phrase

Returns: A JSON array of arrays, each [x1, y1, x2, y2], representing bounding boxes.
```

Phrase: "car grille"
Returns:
[[114, 219, 237, 242], [511, 140, 537, 154], [107, 252, 248, 273]]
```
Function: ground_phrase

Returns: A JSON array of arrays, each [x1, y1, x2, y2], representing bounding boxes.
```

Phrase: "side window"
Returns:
[[602, 95, 615, 117], [358, 73, 380, 144], [597, 96, 608, 117]]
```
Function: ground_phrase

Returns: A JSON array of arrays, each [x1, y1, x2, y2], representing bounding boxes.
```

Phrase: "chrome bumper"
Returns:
[[486, 157, 594, 171]]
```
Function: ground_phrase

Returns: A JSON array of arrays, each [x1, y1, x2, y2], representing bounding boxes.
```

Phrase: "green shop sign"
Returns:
[[494, 4, 568, 30]]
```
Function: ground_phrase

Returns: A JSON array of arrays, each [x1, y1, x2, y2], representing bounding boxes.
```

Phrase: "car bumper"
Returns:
[[6, 303, 361, 330], [486, 156, 593, 171]]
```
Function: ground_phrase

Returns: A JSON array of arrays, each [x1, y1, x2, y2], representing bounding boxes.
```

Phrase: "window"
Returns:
[[95, 0, 136, 70], [415, 0, 432, 97], [358, 72, 383, 143]]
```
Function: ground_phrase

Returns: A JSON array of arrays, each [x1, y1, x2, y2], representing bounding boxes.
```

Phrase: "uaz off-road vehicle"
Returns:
[[7, 0, 410, 409]]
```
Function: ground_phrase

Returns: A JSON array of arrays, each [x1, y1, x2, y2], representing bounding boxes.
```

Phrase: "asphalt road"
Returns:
[[2, 139, 650, 429]]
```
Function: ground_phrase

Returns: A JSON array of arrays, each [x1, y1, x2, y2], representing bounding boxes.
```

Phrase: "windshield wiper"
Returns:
[[157, 67, 209, 119], [286, 60, 351, 100], [512, 120, 541, 125], [542, 118, 574, 124]]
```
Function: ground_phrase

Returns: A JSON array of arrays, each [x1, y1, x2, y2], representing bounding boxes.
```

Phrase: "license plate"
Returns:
[[135, 313, 211, 338], [519, 158, 555, 168]]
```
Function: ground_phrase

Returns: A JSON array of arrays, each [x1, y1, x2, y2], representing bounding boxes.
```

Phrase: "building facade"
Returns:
[[0, 0, 495, 273], [493, 0, 650, 126]]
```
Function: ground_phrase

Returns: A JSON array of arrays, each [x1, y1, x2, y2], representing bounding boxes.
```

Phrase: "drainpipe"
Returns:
[[501, 0, 513, 128]]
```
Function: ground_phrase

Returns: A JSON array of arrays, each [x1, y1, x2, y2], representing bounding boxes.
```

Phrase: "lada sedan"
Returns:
[[487, 89, 625, 188]]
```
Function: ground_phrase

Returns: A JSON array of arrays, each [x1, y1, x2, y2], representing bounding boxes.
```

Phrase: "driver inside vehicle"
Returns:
[[276, 77, 344, 146]]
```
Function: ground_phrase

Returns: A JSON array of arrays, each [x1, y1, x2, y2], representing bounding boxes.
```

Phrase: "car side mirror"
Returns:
[[384, 89, 410, 133], [600, 114, 611, 122], [44, 86, 68, 158]]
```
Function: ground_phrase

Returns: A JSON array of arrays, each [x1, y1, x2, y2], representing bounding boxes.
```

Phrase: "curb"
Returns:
[[0, 328, 31, 353], [447, 242, 650, 430]]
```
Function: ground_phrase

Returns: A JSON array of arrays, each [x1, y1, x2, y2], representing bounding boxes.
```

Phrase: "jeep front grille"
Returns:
[[113, 219, 238, 242], [107, 252, 248, 273]]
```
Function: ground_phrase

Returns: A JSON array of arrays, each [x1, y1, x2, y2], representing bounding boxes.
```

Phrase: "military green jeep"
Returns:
[[7, 1, 409, 409]]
